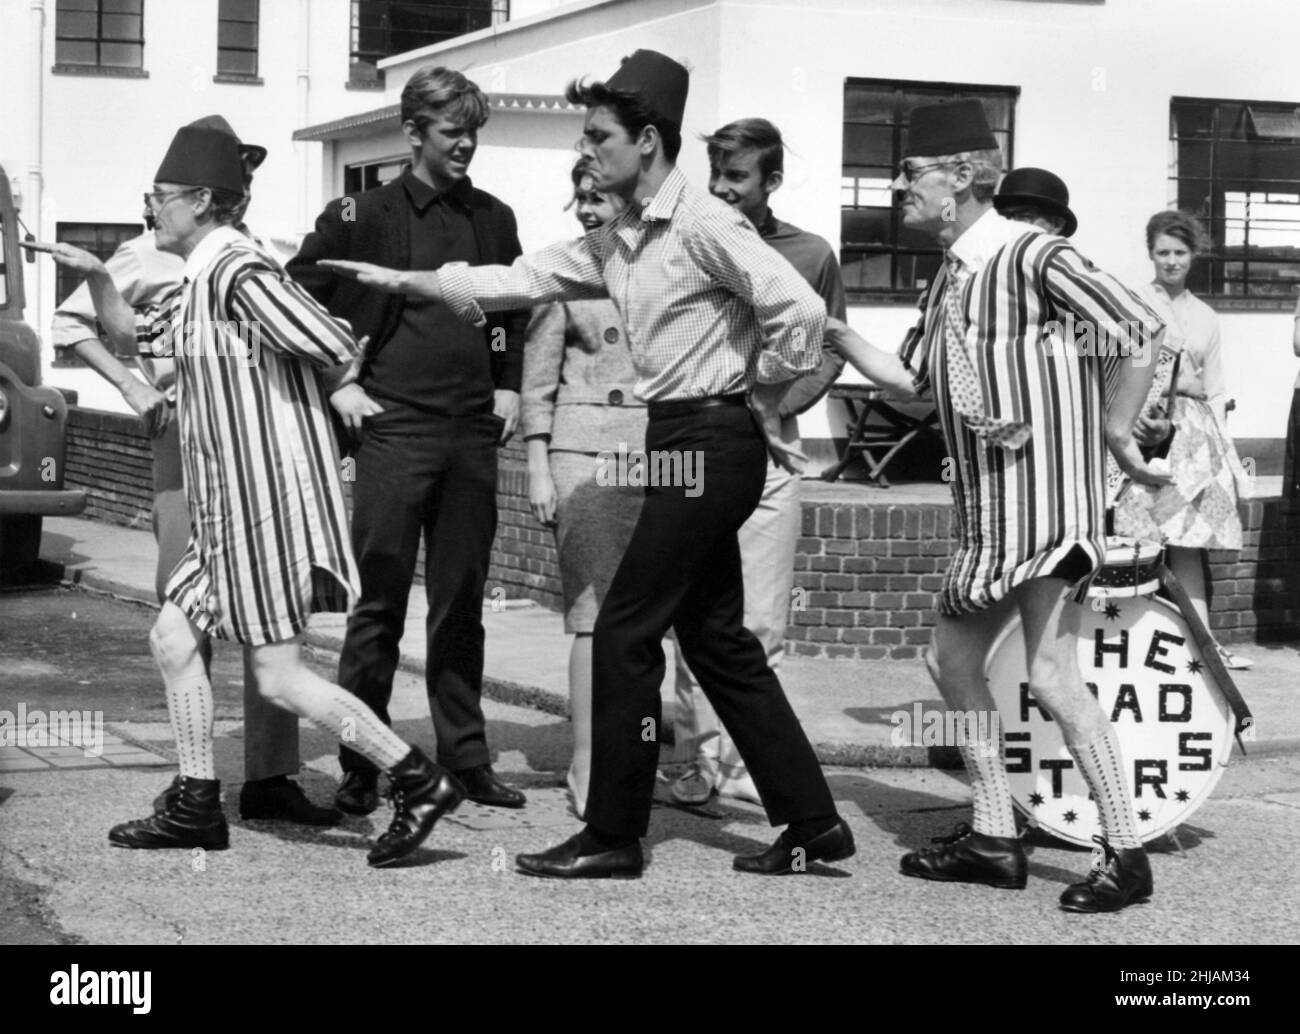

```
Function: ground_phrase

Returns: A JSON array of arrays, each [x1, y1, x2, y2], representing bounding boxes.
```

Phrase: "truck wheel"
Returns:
[[0, 514, 43, 581]]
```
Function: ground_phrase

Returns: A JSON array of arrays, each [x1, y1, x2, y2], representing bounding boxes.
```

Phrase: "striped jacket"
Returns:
[[901, 211, 1163, 615], [147, 225, 361, 644]]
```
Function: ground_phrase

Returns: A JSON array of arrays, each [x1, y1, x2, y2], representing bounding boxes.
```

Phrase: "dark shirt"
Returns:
[[364, 171, 495, 416]]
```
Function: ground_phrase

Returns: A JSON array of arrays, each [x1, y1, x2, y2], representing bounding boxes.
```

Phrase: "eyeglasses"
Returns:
[[142, 189, 197, 212], [894, 161, 956, 185]]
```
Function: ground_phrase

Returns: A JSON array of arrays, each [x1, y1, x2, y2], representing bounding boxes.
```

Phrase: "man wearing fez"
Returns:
[[42, 121, 464, 866], [668, 117, 849, 807], [874, 100, 1169, 911], [50, 116, 339, 827], [322, 50, 855, 878], [288, 66, 528, 815]]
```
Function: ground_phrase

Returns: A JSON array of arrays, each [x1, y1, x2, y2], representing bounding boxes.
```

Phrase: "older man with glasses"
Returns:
[[50, 116, 340, 828], [834, 101, 1170, 912]]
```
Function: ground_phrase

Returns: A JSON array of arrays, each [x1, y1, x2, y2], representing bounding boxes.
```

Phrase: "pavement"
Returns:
[[31, 513, 1300, 767], [2, 516, 1298, 946]]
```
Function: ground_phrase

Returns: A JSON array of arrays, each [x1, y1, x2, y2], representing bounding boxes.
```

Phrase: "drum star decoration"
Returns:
[[985, 537, 1251, 847]]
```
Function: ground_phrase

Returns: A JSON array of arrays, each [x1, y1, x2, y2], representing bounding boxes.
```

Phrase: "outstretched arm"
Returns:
[[824, 317, 919, 400], [36, 239, 172, 437]]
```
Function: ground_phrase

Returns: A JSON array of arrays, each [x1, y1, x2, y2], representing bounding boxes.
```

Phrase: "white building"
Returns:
[[5, 0, 1298, 471], [297, 0, 1300, 470]]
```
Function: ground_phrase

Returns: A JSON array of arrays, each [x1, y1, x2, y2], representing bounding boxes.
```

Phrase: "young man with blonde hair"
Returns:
[[289, 66, 529, 814]]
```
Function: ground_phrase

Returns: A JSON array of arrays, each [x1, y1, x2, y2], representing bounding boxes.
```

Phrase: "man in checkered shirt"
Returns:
[[322, 49, 854, 880]]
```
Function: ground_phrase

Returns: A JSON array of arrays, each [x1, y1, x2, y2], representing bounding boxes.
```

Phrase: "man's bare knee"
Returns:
[[149, 609, 201, 676]]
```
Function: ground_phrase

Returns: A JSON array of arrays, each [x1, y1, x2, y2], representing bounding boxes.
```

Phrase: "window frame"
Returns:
[[1169, 95, 1300, 309], [343, 155, 410, 196], [51, 221, 145, 367], [54, 0, 145, 74], [841, 77, 1018, 304], [348, 0, 509, 87], [216, 0, 260, 82]]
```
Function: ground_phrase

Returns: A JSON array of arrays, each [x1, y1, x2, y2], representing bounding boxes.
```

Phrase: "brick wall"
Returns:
[[790, 497, 1300, 658], [65, 408, 154, 529], [63, 406, 1300, 657]]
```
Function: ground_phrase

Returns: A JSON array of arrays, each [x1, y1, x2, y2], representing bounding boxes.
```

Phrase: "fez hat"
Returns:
[[994, 167, 1078, 237], [154, 115, 263, 194], [186, 114, 268, 170], [904, 99, 998, 158], [605, 49, 689, 128]]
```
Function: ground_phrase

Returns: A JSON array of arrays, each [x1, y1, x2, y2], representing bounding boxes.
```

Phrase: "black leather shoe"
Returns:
[[240, 776, 341, 826], [335, 769, 381, 816], [455, 764, 526, 809], [733, 818, 856, 875], [367, 748, 465, 868], [110, 775, 230, 850], [899, 822, 1027, 889], [516, 831, 644, 879], [1059, 836, 1153, 913]]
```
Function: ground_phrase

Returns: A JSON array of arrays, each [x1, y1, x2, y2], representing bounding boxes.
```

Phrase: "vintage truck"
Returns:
[[0, 164, 86, 579]]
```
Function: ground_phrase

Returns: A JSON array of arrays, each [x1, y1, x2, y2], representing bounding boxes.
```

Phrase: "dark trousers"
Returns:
[[585, 404, 836, 838], [338, 402, 502, 773]]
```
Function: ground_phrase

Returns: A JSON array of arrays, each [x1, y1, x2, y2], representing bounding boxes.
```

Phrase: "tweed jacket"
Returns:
[[521, 298, 647, 453]]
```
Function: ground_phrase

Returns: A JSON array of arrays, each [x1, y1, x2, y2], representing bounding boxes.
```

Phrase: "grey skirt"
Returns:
[[551, 450, 644, 634]]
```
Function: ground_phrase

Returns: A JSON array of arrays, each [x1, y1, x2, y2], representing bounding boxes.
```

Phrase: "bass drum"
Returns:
[[985, 592, 1236, 847]]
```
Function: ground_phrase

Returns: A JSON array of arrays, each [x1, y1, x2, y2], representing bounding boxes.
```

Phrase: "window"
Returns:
[[841, 79, 1017, 300], [52, 223, 141, 365], [55, 0, 144, 71], [217, 0, 259, 79], [1170, 97, 1300, 302], [349, 0, 509, 86], [344, 157, 409, 195]]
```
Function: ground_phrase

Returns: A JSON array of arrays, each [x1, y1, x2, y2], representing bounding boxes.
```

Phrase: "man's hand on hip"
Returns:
[[122, 378, 172, 439], [331, 383, 385, 430], [749, 383, 806, 475]]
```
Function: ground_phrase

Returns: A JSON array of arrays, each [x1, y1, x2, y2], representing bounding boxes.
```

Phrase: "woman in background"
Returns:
[[1115, 210, 1253, 669], [522, 163, 644, 814]]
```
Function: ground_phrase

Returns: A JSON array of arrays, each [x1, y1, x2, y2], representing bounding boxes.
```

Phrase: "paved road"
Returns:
[[2, 586, 1298, 945]]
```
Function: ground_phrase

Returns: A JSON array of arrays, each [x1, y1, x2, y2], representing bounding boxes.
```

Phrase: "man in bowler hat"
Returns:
[[321, 49, 855, 879], [993, 166, 1078, 237]]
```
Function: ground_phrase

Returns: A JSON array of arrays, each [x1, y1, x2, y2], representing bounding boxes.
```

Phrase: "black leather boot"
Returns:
[[1059, 836, 1153, 913], [110, 775, 230, 850], [367, 748, 465, 868], [152, 774, 182, 813]]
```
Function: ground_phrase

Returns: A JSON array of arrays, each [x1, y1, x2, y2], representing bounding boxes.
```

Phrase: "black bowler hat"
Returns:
[[904, 99, 997, 158], [185, 114, 267, 170], [995, 167, 1078, 237], [605, 49, 689, 127]]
